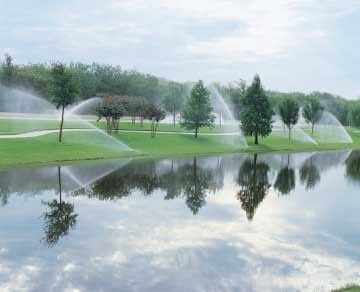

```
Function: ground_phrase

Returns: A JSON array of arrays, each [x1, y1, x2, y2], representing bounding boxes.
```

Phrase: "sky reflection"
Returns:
[[0, 150, 359, 291]]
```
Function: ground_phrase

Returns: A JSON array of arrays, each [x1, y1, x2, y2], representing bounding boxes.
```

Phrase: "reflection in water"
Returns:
[[299, 157, 321, 190], [346, 151, 360, 184], [274, 155, 295, 195], [236, 154, 271, 220], [0, 151, 360, 291], [42, 167, 77, 247]]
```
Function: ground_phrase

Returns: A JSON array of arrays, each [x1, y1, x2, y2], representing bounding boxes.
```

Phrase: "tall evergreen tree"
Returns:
[[278, 97, 299, 140], [51, 62, 79, 142], [181, 80, 215, 138], [302, 97, 324, 136], [240, 75, 273, 144]]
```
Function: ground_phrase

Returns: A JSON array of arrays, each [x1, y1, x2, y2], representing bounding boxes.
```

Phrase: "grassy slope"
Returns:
[[0, 119, 88, 134], [0, 131, 134, 167], [1, 118, 360, 167], [333, 285, 360, 292], [0, 119, 235, 134]]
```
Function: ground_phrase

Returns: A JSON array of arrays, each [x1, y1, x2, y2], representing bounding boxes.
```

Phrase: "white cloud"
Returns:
[[1, 0, 360, 96]]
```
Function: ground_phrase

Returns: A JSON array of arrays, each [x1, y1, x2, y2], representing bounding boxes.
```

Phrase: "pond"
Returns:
[[0, 150, 360, 291]]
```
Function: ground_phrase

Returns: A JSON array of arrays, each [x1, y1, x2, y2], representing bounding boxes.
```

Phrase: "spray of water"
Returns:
[[299, 110, 352, 144], [272, 115, 317, 144], [209, 85, 248, 148], [65, 97, 132, 151], [0, 86, 132, 151], [0, 85, 56, 115]]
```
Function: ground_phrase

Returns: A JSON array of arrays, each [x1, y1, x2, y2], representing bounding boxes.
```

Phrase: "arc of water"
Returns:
[[65, 97, 132, 151], [209, 85, 248, 148], [0, 86, 133, 151], [272, 115, 317, 145]]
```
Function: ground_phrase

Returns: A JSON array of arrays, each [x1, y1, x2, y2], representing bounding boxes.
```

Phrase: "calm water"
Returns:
[[0, 150, 360, 292]]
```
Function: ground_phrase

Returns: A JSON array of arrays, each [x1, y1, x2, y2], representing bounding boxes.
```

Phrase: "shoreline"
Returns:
[[0, 141, 356, 171]]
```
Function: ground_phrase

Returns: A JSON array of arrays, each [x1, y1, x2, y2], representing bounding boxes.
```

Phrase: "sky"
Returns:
[[0, 0, 359, 98]]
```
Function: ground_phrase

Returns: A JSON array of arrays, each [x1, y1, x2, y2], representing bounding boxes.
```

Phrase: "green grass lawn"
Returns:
[[0, 131, 135, 167], [0, 118, 360, 167], [0, 118, 237, 134], [0, 118, 88, 134], [333, 284, 360, 292]]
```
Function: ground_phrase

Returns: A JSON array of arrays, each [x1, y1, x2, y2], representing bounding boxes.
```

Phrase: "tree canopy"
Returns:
[[181, 80, 215, 138], [302, 97, 324, 136], [278, 97, 299, 140], [240, 75, 273, 144], [51, 62, 79, 142]]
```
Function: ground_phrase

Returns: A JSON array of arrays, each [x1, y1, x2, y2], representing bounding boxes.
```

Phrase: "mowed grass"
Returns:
[[95, 121, 238, 133], [1, 117, 360, 167], [0, 118, 88, 134], [0, 118, 237, 134], [333, 285, 360, 292], [0, 131, 134, 167]]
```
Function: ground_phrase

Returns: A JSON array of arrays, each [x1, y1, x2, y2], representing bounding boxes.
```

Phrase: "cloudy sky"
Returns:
[[0, 0, 359, 98]]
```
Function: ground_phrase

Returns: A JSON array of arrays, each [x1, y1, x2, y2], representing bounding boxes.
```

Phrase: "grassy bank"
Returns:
[[0, 118, 235, 134], [0, 127, 359, 168], [333, 284, 360, 292], [0, 118, 360, 168]]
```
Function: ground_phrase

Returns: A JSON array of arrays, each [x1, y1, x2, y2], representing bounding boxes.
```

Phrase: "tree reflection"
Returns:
[[274, 155, 295, 195], [181, 158, 214, 214], [345, 151, 360, 183], [42, 166, 78, 247], [86, 157, 219, 215], [236, 154, 271, 220], [299, 157, 321, 190]]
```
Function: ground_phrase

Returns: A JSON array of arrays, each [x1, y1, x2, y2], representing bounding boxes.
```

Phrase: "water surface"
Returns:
[[0, 150, 360, 291]]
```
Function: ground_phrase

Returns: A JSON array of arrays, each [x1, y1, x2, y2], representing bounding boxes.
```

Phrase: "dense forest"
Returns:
[[1, 54, 360, 127]]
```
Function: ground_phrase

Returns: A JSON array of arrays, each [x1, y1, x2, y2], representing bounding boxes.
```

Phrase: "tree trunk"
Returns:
[[195, 127, 198, 138], [154, 122, 159, 136], [59, 105, 65, 142], [288, 126, 291, 140], [254, 132, 258, 145], [58, 166, 62, 203], [311, 124, 314, 136], [219, 113, 222, 126], [173, 108, 176, 127]]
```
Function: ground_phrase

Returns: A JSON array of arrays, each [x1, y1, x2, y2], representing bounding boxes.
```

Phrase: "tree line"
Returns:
[[2, 54, 360, 143]]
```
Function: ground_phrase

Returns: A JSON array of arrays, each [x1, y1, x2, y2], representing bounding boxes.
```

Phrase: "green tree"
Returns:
[[162, 82, 185, 127], [302, 98, 324, 136], [349, 102, 360, 128], [51, 63, 79, 142], [240, 75, 273, 144], [145, 103, 166, 137], [96, 96, 126, 133], [181, 80, 215, 138], [278, 97, 299, 140], [1, 54, 16, 86]]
